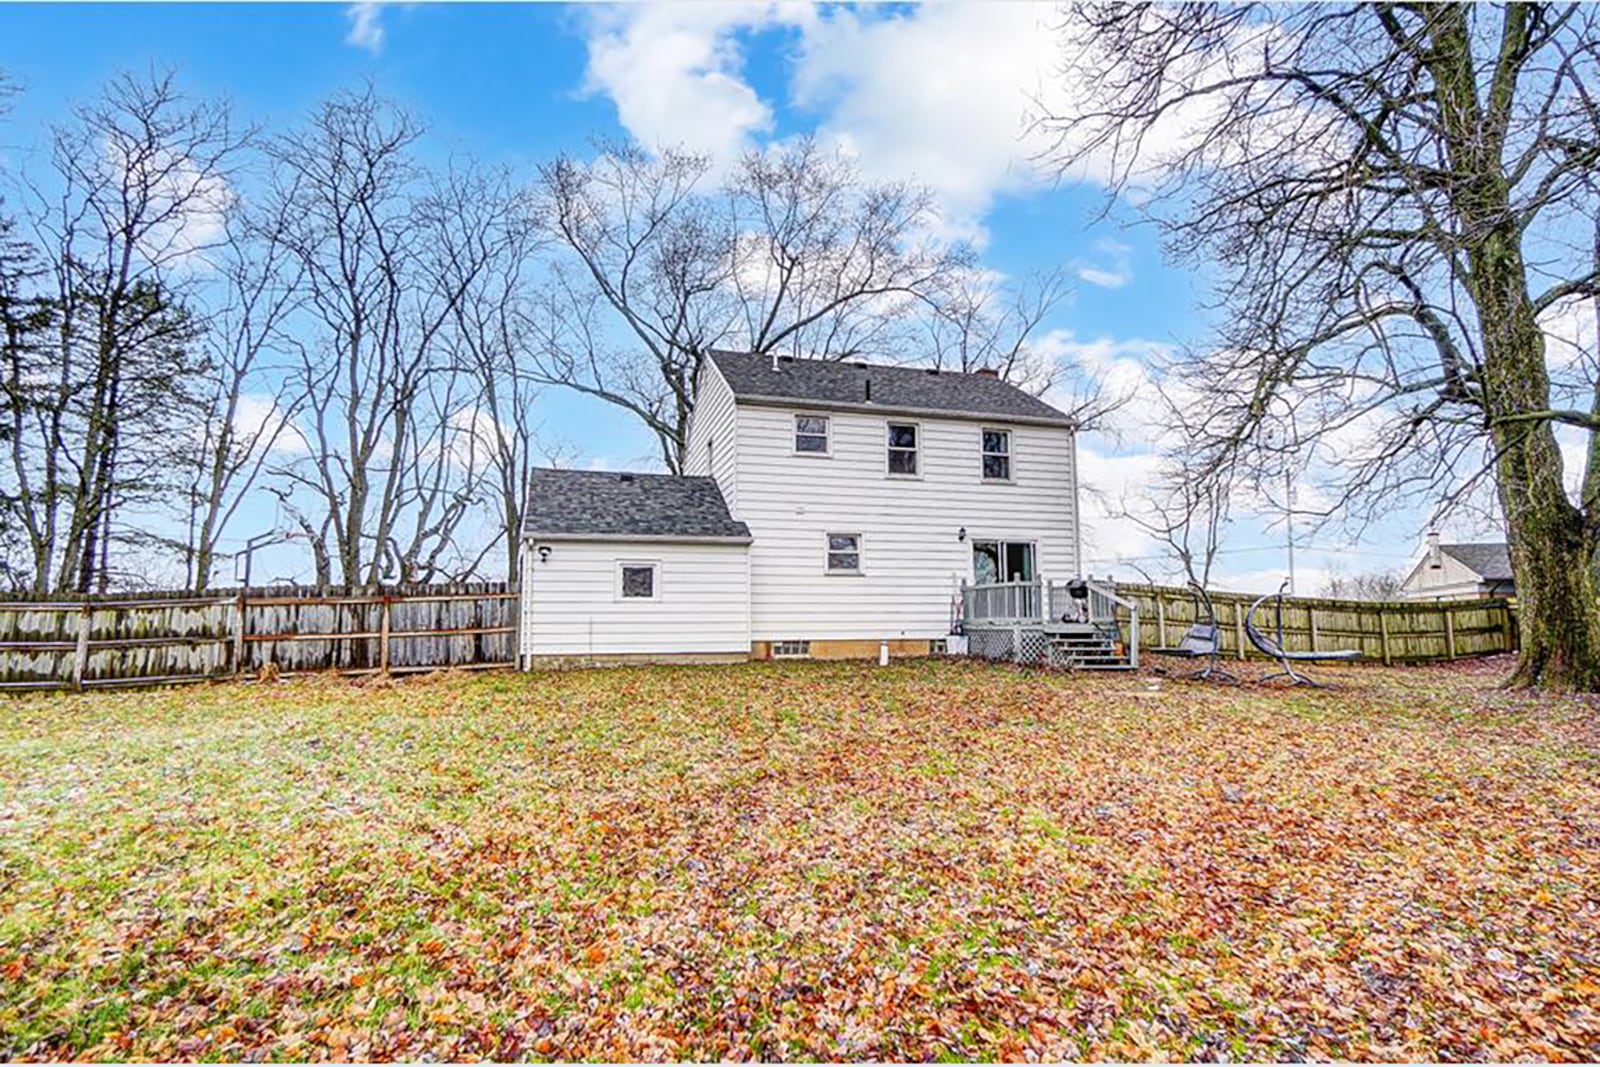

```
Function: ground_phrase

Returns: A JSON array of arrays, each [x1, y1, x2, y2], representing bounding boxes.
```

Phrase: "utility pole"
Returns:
[[1284, 465, 1296, 596]]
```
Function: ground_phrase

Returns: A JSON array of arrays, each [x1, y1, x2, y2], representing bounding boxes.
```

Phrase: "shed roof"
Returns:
[[523, 468, 751, 542], [1440, 542, 1514, 581], [707, 351, 1074, 426]]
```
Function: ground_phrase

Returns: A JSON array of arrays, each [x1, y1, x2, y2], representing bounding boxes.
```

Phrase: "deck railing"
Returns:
[[962, 580, 1044, 623], [960, 577, 1140, 667]]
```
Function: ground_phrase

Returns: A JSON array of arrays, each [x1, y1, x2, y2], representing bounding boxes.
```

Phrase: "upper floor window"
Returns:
[[887, 422, 918, 475], [982, 429, 1011, 481], [795, 414, 830, 454]]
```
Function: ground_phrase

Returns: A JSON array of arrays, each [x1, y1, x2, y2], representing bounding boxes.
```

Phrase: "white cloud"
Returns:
[[1214, 564, 1335, 597], [1557, 423, 1589, 506], [233, 394, 307, 457], [1075, 267, 1127, 289], [105, 141, 233, 269], [1076, 444, 1163, 573], [1073, 239, 1133, 289], [580, 4, 812, 170], [1541, 292, 1597, 392], [345, 2, 385, 54], [577, 3, 1064, 236], [1031, 328, 1177, 440], [790, 3, 1062, 240]]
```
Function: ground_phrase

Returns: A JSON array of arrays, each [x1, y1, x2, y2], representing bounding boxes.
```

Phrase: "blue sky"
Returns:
[[0, 2, 1476, 590]]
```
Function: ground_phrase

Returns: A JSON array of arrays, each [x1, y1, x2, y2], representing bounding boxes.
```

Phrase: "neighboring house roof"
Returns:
[[1440, 542, 1514, 582], [524, 468, 752, 543], [707, 350, 1075, 427]]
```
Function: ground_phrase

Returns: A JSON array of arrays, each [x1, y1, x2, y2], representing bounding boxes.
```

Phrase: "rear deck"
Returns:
[[957, 578, 1141, 670]]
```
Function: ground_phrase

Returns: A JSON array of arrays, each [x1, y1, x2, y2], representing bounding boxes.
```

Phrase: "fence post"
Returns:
[[379, 595, 392, 673], [1233, 600, 1246, 661], [1444, 606, 1456, 660], [233, 592, 247, 677], [72, 604, 91, 690], [1156, 595, 1167, 647], [1308, 608, 1320, 653], [1378, 609, 1392, 666]]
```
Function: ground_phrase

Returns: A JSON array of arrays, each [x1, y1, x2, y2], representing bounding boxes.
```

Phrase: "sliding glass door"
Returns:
[[972, 540, 1035, 583]]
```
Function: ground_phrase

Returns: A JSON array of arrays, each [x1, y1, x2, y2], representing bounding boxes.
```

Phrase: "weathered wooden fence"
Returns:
[[0, 583, 519, 691], [1109, 582, 1516, 664]]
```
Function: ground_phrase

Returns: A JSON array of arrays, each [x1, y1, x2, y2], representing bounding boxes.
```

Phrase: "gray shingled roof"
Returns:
[[524, 468, 751, 542], [708, 351, 1074, 426], [1441, 542, 1514, 581]]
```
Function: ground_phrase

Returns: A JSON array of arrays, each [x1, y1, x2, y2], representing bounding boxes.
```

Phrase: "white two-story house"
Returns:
[[518, 351, 1084, 665]]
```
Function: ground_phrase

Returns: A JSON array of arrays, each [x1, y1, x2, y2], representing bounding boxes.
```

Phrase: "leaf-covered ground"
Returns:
[[2, 658, 1598, 1061]]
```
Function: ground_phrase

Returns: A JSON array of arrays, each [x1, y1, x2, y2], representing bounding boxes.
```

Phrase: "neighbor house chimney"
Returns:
[[1426, 530, 1442, 568], [974, 367, 999, 378]]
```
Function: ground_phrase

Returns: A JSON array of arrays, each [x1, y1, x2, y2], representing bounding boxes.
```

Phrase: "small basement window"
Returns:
[[795, 414, 830, 454], [826, 533, 861, 574], [982, 429, 1011, 481], [887, 422, 918, 475], [929, 638, 948, 655], [772, 640, 811, 659], [618, 562, 657, 599]]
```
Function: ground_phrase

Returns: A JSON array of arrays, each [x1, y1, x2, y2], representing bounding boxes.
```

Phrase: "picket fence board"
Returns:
[[0, 583, 518, 689]]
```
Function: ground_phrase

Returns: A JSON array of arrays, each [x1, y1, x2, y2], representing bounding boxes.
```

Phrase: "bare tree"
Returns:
[[265, 90, 491, 588], [435, 167, 577, 581], [531, 137, 968, 471], [1044, 3, 1600, 690], [6, 71, 245, 593], [1320, 567, 1404, 601], [177, 203, 304, 592], [923, 268, 1067, 385]]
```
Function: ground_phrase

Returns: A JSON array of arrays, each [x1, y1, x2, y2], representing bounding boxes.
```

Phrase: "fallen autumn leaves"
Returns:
[[1, 658, 1597, 1060]]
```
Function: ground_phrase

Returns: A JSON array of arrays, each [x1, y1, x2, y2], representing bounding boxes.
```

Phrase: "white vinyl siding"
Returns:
[[1400, 550, 1498, 601], [681, 359, 739, 511], [523, 540, 750, 656], [733, 404, 1079, 642]]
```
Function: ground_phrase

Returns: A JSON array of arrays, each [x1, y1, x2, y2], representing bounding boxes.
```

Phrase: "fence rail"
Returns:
[[0, 583, 518, 691], [1111, 582, 1516, 664]]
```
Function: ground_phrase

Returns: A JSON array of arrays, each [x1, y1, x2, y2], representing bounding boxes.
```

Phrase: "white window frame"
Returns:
[[772, 639, 811, 659], [825, 532, 863, 575], [793, 413, 831, 456], [981, 427, 1013, 482], [615, 560, 660, 601], [885, 420, 921, 478]]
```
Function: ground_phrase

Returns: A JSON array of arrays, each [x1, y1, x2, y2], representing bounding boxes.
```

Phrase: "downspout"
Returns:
[[1070, 424, 1084, 578]]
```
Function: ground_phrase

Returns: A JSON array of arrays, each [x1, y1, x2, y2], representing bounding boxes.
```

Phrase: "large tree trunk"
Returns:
[[1478, 241, 1600, 691]]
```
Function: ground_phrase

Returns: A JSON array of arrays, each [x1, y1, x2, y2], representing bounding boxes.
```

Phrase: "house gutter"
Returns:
[[523, 532, 754, 546], [731, 394, 1077, 430]]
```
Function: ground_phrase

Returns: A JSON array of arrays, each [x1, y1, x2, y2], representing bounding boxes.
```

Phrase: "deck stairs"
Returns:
[[1046, 622, 1135, 671]]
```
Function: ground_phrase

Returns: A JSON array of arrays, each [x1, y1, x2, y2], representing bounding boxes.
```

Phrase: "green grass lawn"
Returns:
[[2, 659, 1597, 1061]]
